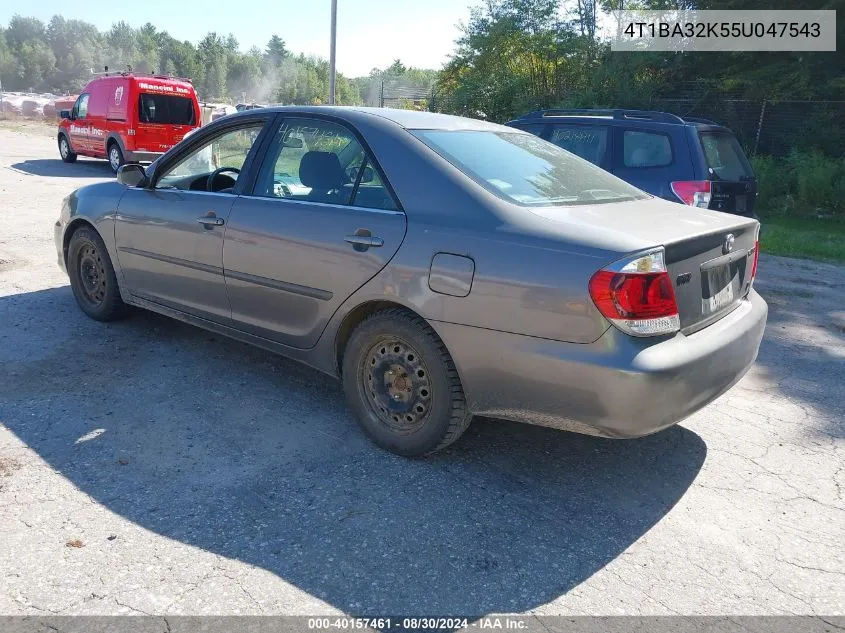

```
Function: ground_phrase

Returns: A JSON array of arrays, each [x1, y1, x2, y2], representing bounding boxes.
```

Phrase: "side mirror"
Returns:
[[59, 110, 71, 120], [117, 163, 147, 187]]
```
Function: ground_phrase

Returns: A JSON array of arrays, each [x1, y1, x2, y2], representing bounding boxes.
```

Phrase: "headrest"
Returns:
[[299, 151, 345, 190]]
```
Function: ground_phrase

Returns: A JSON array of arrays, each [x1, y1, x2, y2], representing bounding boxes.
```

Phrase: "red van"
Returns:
[[58, 73, 201, 173]]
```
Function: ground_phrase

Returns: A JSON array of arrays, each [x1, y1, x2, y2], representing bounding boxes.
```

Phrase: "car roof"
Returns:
[[508, 108, 731, 131], [223, 105, 516, 133]]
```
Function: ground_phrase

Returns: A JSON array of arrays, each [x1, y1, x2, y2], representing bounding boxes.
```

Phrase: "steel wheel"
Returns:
[[60, 137, 69, 159], [77, 243, 107, 307], [360, 337, 432, 435]]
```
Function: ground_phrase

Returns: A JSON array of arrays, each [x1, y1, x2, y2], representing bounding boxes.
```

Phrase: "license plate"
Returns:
[[706, 265, 735, 313], [735, 195, 747, 213]]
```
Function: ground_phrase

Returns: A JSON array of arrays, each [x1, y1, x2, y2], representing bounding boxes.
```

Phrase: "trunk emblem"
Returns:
[[723, 234, 735, 255], [676, 272, 692, 286]]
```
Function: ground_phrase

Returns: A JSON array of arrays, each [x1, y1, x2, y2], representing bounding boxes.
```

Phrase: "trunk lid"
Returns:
[[135, 91, 197, 154], [524, 197, 759, 334]]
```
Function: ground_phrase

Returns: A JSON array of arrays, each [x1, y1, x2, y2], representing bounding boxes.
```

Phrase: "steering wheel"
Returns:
[[206, 166, 240, 192]]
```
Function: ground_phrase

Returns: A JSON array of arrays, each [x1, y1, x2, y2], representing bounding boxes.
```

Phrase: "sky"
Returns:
[[0, 0, 478, 77]]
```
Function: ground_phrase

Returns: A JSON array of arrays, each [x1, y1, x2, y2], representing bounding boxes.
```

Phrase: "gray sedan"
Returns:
[[54, 107, 768, 456]]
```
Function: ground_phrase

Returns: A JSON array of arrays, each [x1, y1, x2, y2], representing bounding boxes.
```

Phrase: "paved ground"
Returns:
[[0, 128, 843, 617]]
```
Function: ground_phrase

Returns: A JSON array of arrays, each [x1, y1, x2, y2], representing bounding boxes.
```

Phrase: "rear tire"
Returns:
[[108, 142, 124, 174], [67, 227, 128, 322], [342, 309, 472, 457], [59, 135, 77, 163]]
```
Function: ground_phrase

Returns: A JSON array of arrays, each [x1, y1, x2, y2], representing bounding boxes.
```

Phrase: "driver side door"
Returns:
[[114, 118, 269, 323]]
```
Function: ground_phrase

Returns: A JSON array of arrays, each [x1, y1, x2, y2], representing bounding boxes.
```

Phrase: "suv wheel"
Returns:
[[59, 135, 77, 163], [108, 143, 124, 174], [342, 309, 472, 457]]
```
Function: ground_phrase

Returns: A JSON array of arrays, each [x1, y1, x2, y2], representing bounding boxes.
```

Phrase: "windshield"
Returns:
[[699, 131, 754, 181], [138, 93, 196, 125], [413, 130, 648, 206]]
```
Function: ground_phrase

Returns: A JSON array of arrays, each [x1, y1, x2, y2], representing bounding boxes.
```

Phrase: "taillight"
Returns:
[[589, 248, 680, 337], [671, 180, 711, 208]]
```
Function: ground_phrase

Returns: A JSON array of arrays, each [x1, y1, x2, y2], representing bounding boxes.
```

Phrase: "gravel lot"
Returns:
[[0, 128, 843, 617]]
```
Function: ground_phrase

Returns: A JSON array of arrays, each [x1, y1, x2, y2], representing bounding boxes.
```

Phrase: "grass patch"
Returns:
[[760, 217, 845, 264]]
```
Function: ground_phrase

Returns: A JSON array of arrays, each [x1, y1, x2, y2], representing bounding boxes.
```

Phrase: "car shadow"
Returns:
[[0, 286, 707, 616], [10, 158, 113, 178]]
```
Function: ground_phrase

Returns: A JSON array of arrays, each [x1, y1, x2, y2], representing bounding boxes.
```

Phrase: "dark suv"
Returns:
[[507, 109, 758, 218]]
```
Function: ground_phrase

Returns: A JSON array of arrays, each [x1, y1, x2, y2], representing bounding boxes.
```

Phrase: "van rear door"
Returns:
[[698, 129, 757, 217], [135, 91, 197, 154]]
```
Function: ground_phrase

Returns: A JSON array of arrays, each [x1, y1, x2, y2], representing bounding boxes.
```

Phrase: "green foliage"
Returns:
[[760, 217, 845, 264], [752, 152, 845, 217], [0, 14, 362, 106]]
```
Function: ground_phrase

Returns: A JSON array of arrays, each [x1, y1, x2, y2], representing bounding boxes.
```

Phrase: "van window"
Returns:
[[623, 130, 672, 168], [73, 94, 89, 119], [699, 132, 754, 181], [548, 125, 608, 166], [138, 94, 196, 125]]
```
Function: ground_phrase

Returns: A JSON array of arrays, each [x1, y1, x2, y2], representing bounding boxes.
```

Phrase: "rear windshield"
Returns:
[[413, 130, 648, 206], [699, 132, 754, 181], [138, 93, 196, 125]]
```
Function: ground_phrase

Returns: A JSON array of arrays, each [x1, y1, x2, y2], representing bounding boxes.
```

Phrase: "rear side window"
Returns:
[[623, 130, 672, 168], [699, 132, 754, 181], [548, 125, 608, 166], [138, 94, 196, 125]]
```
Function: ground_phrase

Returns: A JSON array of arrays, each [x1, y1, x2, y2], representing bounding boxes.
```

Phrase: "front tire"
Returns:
[[59, 135, 77, 163], [342, 309, 472, 457], [108, 143, 124, 174], [67, 227, 128, 322]]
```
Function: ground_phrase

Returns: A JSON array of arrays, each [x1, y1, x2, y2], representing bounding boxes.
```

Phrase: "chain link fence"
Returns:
[[652, 96, 845, 158]]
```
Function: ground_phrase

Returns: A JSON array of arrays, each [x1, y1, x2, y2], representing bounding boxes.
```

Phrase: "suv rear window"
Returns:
[[699, 132, 754, 181], [413, 130, 648, 206], [138, 94, 196, 125]]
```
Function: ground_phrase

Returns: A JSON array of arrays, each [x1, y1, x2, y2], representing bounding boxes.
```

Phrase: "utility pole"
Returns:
[[329, 0, 337, 105]]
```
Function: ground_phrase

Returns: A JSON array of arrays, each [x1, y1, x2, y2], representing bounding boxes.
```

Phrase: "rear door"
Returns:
[[224, 115, 407, 349], [697, 129, 758, 217], [135, 88, 197, 155], [612, 125, 688, 200]]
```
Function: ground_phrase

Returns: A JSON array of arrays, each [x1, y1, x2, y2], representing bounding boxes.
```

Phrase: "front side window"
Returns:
[[623, 130, 673, 168], [138, 94, 196, 125], [254, 118, 398, 210], [74, 94, 89, 119], [414, 129, 647, 206], [156, 124, 263, 192], [548, 125, 609, 166]]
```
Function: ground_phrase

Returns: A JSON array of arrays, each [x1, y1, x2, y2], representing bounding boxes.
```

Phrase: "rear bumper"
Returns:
[[124, 150, 164, 164], [432, 290, 768, 438]]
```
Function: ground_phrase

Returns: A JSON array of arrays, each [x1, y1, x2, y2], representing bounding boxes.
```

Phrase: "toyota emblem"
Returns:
[[723, 233, 735, 255]]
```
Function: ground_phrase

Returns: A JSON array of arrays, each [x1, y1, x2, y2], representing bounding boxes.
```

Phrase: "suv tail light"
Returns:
[[671, 180, 711, 208], [589, 248, 680, 337]]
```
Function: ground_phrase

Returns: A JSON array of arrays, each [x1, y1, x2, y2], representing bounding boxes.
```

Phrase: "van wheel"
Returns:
[[342, 309, 473, 457], [108, 143, 125, 174], [59, 135, 77, 163]]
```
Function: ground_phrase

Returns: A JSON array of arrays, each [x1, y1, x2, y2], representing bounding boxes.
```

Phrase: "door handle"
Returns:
[[345, 235, 384, 248], [197, 216, 225, 227]]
